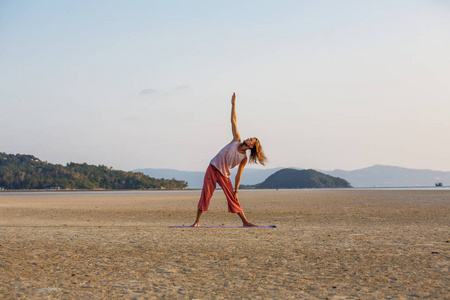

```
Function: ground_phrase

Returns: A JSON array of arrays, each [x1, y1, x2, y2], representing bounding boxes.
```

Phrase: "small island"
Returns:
[[253, 168, 352, 189]]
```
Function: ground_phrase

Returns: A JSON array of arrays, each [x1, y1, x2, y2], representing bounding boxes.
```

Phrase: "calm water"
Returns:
[[1, 186, 450, 196]]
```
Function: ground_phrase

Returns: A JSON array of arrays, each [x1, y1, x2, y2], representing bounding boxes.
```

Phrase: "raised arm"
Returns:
[[231, 92, 241, 142]]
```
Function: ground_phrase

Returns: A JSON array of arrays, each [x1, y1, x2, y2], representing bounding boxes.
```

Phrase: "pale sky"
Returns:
[[1, 0, 449, 172]]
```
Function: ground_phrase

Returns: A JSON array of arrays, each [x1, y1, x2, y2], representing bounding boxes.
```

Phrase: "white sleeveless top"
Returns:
[[210, 141, 247, 178]]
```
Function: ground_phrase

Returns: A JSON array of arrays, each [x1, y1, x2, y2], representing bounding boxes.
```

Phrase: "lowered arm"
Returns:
[[234, 156, 248, 196]]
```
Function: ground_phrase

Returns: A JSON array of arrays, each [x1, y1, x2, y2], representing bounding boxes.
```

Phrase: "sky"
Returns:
[[1, 0, 449, 172]]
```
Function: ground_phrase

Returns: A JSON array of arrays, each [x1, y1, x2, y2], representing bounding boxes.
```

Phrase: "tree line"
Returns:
[[0, 152, 187, 190]]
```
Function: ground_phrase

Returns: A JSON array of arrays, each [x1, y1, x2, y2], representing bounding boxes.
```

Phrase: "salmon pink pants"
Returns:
[[197, 164, 243, 213]]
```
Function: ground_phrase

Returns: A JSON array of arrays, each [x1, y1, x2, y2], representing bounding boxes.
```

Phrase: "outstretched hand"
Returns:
[[231, 92, 236, 105]]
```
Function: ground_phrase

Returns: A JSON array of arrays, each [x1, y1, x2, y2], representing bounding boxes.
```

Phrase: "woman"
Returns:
[[191, 92, 267, 227]]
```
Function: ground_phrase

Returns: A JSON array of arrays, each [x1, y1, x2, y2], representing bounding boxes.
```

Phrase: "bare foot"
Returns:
[[243, 222, 259, 227], [191, 222, 199, 227]]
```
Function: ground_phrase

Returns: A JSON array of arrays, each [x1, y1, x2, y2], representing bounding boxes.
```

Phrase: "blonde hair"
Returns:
[[249, 138, 267, 166]]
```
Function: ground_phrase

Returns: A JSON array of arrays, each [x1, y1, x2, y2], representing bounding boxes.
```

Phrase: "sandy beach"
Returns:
[[0, 189, 448, 299]]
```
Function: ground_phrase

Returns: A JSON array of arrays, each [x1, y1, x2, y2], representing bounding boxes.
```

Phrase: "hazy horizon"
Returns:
[[136, 164, 450, 173], [2, 1, 449, 172]]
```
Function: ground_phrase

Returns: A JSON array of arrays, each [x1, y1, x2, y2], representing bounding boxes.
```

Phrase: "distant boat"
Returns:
[[435, 182, 443, 187]]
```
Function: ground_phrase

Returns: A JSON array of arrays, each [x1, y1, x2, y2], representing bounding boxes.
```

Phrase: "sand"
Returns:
[[0, 189, 449, 299]]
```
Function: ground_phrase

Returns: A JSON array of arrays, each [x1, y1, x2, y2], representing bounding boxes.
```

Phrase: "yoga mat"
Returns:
[[170, 225, 276, 228]]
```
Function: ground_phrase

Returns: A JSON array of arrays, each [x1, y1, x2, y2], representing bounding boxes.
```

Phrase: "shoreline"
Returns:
[[1, 186, 448, 194]]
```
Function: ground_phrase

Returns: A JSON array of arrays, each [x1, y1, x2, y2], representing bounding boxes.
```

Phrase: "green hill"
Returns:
[[255, 168, 352, 189], [0, 152, 187, 190]]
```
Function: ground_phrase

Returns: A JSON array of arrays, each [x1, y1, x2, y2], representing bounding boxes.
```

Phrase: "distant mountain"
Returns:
[[133, 167, 285, 189], [134, 165, 450, 189], [255, 169, 351, 189], [322, 165, 450, 187]]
